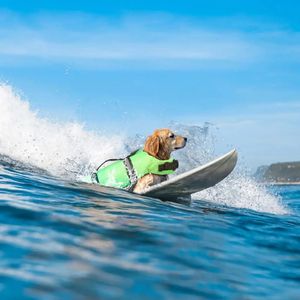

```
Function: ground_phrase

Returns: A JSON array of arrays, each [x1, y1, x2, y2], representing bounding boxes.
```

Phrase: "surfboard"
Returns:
[[141, 149, 238, 201]]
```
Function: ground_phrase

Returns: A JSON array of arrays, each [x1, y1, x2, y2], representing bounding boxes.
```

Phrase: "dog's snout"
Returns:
[[184, 137, 187, 142]]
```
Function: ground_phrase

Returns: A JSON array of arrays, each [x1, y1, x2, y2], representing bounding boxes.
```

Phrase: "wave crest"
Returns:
[[0, 84, 125, 177], [0, 84, 288, 214]]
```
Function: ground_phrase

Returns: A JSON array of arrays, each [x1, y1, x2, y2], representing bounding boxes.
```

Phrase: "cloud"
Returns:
[[0, 11, 262, 68], [2, 11, 300, 69]]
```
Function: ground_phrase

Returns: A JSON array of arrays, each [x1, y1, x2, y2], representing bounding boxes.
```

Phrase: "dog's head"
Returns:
[[144, 128, 187, 160]]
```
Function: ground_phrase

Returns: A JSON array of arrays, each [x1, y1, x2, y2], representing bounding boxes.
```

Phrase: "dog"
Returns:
[[133, 129, 187, 193]]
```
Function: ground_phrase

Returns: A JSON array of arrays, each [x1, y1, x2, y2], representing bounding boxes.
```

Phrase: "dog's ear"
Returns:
[[144, 135, 160, 157]]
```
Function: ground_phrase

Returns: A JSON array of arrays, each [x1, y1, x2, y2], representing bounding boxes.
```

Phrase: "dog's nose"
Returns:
[[184, 137, 187, 142]]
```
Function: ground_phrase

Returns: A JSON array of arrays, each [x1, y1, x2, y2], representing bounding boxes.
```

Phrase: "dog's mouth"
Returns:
[[174, 141, 187, 150]]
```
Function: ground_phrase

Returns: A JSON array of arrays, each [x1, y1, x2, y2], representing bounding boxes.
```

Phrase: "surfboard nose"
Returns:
[[230, 149, 238, 169], [142, 149, 239, 201]]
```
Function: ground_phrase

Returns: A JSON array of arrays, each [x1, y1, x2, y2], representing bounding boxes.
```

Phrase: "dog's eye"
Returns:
[[169, 133, 175, 138]]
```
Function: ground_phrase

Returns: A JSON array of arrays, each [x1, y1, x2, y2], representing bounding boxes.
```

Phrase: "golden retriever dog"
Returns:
[[133, 129, 187, 193]]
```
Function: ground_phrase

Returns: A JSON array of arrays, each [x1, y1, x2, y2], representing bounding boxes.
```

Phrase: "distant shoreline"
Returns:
[[255, 162, 300, 185]]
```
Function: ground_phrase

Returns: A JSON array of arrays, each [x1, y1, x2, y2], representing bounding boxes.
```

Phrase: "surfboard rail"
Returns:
[[141, 149, 238, 201]]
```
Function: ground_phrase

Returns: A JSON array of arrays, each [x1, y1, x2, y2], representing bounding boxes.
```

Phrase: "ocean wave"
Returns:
[[0, 84, 126, 178], [0, 84, 288, 214]]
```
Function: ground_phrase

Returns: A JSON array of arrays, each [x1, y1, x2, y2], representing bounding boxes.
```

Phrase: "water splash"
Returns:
[[194, 171, 289, 214], [169, 121, 218, 173], [0, 84, 288, 214], [0, 84, 126, 178], [167, 123, 288, 214]]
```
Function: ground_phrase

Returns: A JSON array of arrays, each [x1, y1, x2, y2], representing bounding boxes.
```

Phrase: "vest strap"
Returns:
[[123, 156, 138, 191], [91, 172, 99, 183]]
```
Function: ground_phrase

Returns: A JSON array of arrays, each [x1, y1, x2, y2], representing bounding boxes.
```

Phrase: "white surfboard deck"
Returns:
[[141, 149, 238, 201]]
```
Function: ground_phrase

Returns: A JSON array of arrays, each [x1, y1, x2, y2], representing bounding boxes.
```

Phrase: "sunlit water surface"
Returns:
[[0, 163, 299, 300], [0, 84, 299, 299]]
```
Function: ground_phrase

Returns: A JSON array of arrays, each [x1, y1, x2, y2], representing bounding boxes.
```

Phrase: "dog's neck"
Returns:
[[156, 149, 170, 160], [143, 143, 171, 160]]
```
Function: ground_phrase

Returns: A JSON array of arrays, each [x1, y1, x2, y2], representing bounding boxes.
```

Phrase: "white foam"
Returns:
[[167, 123, 288, 214], [0, 84, 288, 214], [0, 84, 126, 178], [128, 122, 289, 215], [193, 171, 289, 214]]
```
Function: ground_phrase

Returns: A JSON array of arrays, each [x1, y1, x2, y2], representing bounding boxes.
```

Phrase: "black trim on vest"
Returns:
[[96, 149, 139, 171], [96, 158, 122, 171]]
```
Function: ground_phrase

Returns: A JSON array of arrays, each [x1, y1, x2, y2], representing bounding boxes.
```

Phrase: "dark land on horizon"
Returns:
[[255, 161, 300, 185]]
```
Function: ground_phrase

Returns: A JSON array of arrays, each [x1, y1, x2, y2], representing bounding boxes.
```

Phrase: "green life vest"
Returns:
[[95, 150, 178, 190]]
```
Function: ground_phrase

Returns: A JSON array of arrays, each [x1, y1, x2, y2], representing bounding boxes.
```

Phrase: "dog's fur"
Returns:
[[133, 129, 187, 193]]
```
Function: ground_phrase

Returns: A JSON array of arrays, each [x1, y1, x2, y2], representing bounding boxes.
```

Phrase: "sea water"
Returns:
[[0, 85, 299, 299]]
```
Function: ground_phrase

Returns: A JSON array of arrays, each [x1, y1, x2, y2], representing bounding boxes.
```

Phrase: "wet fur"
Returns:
[[133, 129, 186, 194]]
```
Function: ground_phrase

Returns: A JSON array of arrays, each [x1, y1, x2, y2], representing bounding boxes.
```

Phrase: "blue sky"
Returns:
[[0, 1, 300, 169]]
